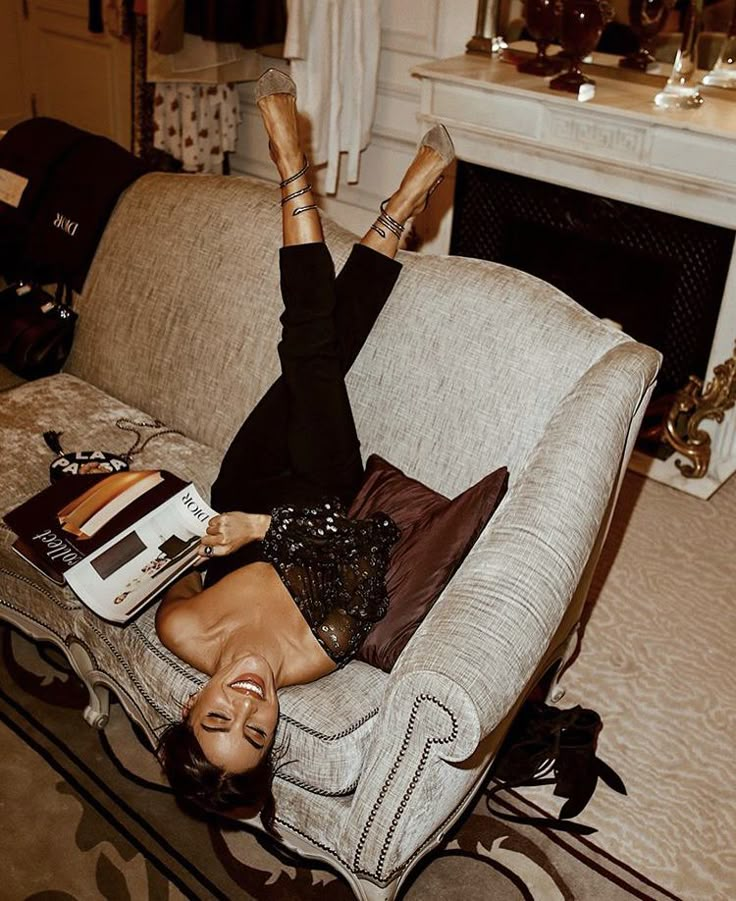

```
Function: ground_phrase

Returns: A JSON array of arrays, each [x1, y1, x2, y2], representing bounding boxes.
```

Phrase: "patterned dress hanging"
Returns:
[[152, 82, 240, 173]]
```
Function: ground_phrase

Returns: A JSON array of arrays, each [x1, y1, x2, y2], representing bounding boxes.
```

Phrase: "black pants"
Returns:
[[206, 242, 402, 585]]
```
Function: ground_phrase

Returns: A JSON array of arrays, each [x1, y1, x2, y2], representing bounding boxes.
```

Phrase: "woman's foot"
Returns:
[[384, 124, 456, 224], [255, 68, 323, 244], [255, 69, 304, 184], [362, 124, 455, 254]]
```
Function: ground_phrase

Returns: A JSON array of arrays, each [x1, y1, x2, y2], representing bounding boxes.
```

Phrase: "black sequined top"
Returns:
[[261, 499, 400, 665]]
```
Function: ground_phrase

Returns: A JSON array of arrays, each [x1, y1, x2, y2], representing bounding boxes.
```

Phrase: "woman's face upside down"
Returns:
[[184, 653, 279, 772]]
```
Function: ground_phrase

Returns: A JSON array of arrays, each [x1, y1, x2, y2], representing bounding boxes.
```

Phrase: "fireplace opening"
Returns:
[[450, 162, 735, 406]]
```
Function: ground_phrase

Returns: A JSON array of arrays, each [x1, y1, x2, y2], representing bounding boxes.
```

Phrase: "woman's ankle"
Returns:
[[275, 151, 307, 184]]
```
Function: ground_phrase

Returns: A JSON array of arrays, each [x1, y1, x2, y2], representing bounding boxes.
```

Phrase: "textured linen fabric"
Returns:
[[66, 174, 310, 453], [337, 342, 660, 877], [1, 172, 662, 891]]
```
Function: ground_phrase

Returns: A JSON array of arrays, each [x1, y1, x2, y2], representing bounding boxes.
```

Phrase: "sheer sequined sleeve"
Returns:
[[261, 499, 400, 664]]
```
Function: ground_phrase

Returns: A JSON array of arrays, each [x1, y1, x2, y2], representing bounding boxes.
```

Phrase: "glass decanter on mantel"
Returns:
[[701, 0, 736, 88], [654, 0, 705, 107]]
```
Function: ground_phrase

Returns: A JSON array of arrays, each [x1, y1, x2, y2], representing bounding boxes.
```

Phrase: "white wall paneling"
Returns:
[[380, 0, 440, 56]]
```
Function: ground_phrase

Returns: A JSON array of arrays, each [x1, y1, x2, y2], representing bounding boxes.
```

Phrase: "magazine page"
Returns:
[[4, 470, 189, 583], [65, 484, 216, 624]]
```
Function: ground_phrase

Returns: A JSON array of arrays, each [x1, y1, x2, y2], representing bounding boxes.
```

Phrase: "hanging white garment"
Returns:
[[153, 83, 240, 173], [284, 0, 381, 195]]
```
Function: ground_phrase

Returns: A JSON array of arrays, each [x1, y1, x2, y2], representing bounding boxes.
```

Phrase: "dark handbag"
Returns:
[[484, 702, 627, 835], [0, 281, 77, 379]]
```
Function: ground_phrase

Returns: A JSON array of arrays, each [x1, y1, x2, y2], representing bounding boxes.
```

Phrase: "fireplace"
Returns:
[[411, 52, 736, 498], [449, 162, 735, 402]]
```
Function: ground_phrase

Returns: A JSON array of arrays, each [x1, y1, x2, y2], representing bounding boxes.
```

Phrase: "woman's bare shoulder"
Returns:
[[155, 571, 205, 653]]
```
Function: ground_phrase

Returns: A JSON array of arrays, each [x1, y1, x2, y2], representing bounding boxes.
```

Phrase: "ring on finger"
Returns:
[[204, 545, 214, 557]]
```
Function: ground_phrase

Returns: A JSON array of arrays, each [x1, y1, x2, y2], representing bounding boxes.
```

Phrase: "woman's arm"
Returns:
[[197, 512, 272, 559]]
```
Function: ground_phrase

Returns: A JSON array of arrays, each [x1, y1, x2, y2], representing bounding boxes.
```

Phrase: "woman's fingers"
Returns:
[[198, 512, 265, 558], [198, 533, 228, 557]]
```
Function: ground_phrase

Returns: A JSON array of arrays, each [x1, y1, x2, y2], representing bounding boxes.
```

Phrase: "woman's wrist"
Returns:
[[252, 513, 272, 541]]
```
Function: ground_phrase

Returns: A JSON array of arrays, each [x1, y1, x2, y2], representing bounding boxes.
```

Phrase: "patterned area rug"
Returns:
[[1, 624, 679, 901]]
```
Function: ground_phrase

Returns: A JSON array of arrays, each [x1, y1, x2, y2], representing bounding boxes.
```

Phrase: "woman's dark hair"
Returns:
[[157, 719, 278, 835]]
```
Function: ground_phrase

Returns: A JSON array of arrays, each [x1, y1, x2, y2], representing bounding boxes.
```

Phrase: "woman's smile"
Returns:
[[228, 673, 266, 698]]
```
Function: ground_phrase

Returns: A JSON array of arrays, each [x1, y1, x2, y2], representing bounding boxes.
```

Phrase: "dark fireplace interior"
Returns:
[[450, 162, 735, 403]]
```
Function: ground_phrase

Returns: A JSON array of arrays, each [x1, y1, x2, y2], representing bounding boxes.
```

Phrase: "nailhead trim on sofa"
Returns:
[[354, 693, 458, 877]]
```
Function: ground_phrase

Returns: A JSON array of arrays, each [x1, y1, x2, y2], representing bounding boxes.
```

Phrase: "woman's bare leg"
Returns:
[[256, 92, 323, 247]]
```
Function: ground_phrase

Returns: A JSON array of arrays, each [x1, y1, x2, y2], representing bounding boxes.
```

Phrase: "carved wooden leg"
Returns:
[[67, 638, 110, 729], [352, 877, 399, 901], [546, 624, 581, 704]]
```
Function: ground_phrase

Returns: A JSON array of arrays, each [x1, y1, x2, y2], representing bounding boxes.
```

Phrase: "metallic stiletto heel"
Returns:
[[370, 124, 456, 237], [255, 68, 297, 104], [412, 124, 455, 213], [256, 70, 318, 218]]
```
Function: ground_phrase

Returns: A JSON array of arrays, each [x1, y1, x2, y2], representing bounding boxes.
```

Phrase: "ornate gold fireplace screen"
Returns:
[[651, 343, 736, 479]]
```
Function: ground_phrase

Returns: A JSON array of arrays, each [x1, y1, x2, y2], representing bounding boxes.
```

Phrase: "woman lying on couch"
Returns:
[[154, 68, 455, 828]]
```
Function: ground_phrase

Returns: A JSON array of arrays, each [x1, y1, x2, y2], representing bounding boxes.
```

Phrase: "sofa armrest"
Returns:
[[389, 340, 659, 734], [339, 340, 660, 883], [340, 668, 482, 884]]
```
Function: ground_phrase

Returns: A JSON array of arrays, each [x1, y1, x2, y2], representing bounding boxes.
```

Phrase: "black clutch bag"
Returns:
[[0, 282, 77, 380]]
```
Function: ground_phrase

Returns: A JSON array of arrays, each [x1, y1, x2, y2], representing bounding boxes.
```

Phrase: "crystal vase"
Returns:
[[701, 0, 736, 88], [518, 0, 565, 75], [550, 0, 613, 94], [654, 0, 704, 108]]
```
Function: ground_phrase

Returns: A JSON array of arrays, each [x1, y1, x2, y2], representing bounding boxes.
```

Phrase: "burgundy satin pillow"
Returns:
[[349, 455, 509, 671]]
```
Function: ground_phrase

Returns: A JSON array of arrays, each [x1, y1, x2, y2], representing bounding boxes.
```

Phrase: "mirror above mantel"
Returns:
[[467, 0, 736, 82]]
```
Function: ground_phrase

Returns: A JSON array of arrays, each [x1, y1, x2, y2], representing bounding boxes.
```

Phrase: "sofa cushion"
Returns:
[[350, 455, 509, 671], [0, 374, 387, 795]]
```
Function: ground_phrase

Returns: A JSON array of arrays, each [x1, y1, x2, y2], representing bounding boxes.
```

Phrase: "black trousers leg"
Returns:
[[210, 243, 402, 514]]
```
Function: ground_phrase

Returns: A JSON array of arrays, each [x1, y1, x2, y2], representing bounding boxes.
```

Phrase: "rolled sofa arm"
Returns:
[[341, 668, 482, 885], [340, 340, 660, 883]]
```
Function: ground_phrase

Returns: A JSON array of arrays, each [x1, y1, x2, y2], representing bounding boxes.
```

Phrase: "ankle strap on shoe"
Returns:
[[370, 200, 405, 240]]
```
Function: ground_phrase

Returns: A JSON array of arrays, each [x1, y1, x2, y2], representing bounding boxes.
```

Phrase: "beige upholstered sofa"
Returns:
[[0, 173, 661, 900]]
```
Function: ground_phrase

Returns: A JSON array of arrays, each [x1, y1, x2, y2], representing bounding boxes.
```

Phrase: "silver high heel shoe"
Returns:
[[370, 124, 456, 240], [255, 67, 297, 104], [414, 124, 455, 213], [255, 69, 316, 218]]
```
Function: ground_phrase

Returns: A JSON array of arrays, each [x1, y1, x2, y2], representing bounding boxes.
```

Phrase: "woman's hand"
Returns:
[[197, 512, 272, 559]]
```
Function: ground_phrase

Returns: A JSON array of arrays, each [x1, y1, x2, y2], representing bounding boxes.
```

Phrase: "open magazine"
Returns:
[[4, 470, 216, 624]]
